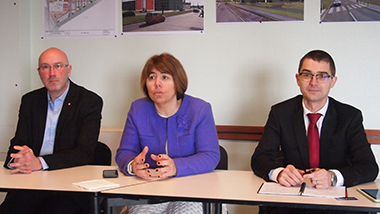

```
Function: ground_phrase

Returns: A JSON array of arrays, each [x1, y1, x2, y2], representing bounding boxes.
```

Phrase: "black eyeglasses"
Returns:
[[299, 73, 333, 83]]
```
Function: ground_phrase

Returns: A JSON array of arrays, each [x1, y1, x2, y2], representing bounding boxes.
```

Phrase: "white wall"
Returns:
[[19, 0, 380, 170], [23, 0, 380, 129], [1, 0, 380, 213]]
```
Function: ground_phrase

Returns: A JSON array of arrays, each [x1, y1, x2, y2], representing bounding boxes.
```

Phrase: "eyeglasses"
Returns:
[[38, 64, 69, 72], [298, 72, 333, 83]]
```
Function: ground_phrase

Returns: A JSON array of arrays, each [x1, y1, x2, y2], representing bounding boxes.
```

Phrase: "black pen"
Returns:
[[299, 182, 306, 195], [304, 168, 317, 175]]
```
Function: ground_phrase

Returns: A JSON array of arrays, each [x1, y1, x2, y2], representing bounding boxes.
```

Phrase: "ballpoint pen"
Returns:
[[345, 186, 348, 198], [299, 182, 306, 195], [304, 168, 317, 175]]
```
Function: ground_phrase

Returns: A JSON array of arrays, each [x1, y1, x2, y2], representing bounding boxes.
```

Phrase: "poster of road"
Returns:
[[321, 0, 380, 22], [42, 0, 117, 38], [216, 0, 304, 23], [122, 0, 204, 34]]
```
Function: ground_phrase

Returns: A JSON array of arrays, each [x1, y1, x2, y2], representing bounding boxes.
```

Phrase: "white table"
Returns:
[[0, 163, 149, 214], [2, 164, 380, 214], [101, 170, 380, 214]]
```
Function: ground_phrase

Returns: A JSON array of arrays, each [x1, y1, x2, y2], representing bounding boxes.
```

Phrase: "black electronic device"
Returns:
[[103, 169, 119, 178], [357, 189, 380, 203]]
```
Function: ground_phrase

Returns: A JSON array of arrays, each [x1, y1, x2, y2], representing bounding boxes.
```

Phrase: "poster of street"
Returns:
[[321, 0, 380, 22], [42, 0, 117, 38], [216, 0, 304, 23], [122, 0, 204, 34]]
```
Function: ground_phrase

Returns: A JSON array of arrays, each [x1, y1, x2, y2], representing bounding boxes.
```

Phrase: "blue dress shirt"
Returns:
[[39, 82, 70, 169]]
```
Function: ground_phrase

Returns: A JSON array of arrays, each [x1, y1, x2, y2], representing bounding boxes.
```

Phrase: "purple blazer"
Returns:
[[116, 94, 220, 177]]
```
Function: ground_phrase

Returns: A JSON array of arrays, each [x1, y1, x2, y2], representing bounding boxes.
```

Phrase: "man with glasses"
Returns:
[[251, 50, 378, 214], [0, 47, 103, 214]]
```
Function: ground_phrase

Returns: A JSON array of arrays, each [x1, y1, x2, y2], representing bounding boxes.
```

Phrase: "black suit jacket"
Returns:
[[251, 95, 378, 187], [4, 81, 103, 170]]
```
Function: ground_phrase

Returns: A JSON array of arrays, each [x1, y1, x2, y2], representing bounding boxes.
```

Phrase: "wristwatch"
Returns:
[[127, 160, 135, 175], [329, 170, 337, 186]]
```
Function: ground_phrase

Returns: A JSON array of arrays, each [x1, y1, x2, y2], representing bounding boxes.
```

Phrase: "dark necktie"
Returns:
[[307, 113, 322, 168]]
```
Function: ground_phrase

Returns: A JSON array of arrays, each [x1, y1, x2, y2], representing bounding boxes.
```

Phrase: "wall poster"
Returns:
[[42, 0, 118, 38], [121, 0, 204, 34], [321, 0, 380, 22], [216, 0, 304, 23]]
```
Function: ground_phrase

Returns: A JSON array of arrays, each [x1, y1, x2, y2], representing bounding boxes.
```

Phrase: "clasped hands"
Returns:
[[277, 164, 332, 189], [132, 146, 177, 179], [9, 145, 42, 174]]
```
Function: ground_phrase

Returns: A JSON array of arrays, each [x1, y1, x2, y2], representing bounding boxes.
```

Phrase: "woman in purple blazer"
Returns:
[[116, 53, 220, 213]]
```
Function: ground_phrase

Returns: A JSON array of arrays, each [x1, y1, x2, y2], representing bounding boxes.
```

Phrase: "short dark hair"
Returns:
[[140, 53, 188, 101], [298, 50, 336, 76]]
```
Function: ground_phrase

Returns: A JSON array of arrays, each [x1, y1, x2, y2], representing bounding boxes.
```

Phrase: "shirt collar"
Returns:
[[302, 97, 329, 117], [47, 80, 70, 104]]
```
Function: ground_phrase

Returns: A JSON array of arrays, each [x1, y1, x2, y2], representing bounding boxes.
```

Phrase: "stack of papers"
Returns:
[[258, 182, 346, 198], [73, 179, 120, 190]]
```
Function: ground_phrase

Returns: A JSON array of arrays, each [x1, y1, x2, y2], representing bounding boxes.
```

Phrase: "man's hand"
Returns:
[[303, 168, 331, 189], [131, 146, 151, 178], [277, 164, 304, 187], [9, 145, 42, 174], [151, 153, 177, 178]]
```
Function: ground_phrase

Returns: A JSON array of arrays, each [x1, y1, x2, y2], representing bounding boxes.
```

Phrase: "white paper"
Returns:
[[73, 179, 120, 191], [303, 184, 345, 198], [258, 182, 345, 198]]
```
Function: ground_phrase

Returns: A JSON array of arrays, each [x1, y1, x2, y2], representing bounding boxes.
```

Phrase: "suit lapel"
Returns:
[[55, 82, 77, 147], [319, 98, 337, 166], [36, 89, 48, 154], [291, 102, 309, 169]]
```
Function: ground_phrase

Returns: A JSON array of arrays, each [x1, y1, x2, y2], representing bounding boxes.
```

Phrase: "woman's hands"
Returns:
[[132, 146, 177, 179], [151, 153, 177, 178], [131, 146, 150, 178]]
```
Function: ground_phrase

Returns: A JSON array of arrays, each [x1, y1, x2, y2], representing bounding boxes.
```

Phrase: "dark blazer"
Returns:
[[4, 81, 103, 170], [251, 95, 378, 187]]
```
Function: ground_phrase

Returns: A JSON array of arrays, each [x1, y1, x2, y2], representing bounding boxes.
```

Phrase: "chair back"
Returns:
[[91, 141, 112, 166], [215, 145, 228, 170]]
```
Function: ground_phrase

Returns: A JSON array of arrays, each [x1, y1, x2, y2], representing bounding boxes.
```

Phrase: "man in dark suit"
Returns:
[[251, 50, 378, 214], [0, 47, 103, 214]]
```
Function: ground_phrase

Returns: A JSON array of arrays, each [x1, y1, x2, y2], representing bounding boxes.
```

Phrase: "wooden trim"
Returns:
[[216, 125, 264, 141], [365, 129, 380, 145], [216, 125, 380, 145]]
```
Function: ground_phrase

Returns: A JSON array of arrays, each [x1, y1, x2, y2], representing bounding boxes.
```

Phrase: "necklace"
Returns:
[[155, 99, 182, 117]]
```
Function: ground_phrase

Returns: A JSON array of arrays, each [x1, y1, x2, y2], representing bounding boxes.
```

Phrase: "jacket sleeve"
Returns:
[[115, 102, 141, 176], [336, 110, 378, 187], [173, 103, 220, 177], [4, 95, 34, 169], [251, 106, 282, 181]]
